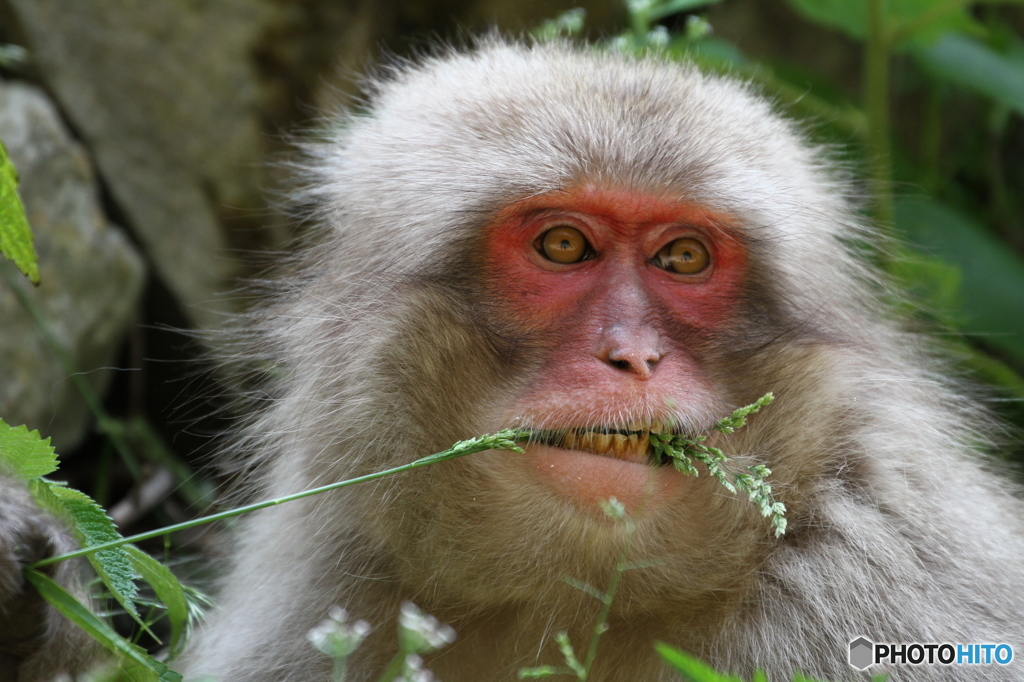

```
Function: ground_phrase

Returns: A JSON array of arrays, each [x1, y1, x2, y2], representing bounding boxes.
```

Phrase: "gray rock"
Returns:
[[0, 80, 145, 453], [4, 0, 281, 328]]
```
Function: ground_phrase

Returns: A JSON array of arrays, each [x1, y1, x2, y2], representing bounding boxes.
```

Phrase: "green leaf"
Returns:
[[0, 419, 57, 479], [895, 195, 1024, 365], [784, 0, 980, 47], [0, 140, 38, 284], [30, 481, 142, 625], [915, 33, 1024, 116], [125, 546, 190, 658], [25, 570, 182, 681], [655, 642, 742, 681]]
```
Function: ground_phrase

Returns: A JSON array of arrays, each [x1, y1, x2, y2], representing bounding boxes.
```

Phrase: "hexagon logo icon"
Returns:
[[849, 636, 874, 670]]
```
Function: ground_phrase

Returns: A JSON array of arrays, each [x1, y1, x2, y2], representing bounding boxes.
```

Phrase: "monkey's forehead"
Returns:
[[299, 39, 869, 303], [337, 40, 851, 221]]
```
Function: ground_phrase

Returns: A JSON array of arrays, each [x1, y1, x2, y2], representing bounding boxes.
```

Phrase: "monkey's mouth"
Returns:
[[533, 423, 676, 466], [522, 422, 690, 511]]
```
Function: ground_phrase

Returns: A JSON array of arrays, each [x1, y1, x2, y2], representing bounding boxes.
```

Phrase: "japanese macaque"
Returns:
[[4, 39, 1024, 681]]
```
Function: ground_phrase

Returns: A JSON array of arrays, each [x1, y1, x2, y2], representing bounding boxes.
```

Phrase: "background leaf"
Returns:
[[125, 546, 190, 658], [896, 195, 1024, 364], [0, 419, 57, 479], [30, 481, 143, 624], [915, 33, 1024, 115], [784, 0, 980, 46], [0, 140, 38, 283]]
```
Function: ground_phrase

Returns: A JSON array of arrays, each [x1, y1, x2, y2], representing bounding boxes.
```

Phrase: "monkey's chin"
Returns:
[[523, 443, 688, 516]]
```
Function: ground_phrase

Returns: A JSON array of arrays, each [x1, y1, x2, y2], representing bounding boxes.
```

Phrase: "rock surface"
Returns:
[[0, 80, 145, 452], [4, 0, 278, 328]]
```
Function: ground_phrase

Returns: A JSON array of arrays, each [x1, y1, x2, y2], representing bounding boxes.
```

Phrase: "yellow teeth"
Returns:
[[552, 424, 664, 461], [624, 420, 669, 435]]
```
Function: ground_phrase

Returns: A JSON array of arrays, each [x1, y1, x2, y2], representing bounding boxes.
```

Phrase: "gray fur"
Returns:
[[0, 476, 99, 680], [182, 40, 1024, 681]]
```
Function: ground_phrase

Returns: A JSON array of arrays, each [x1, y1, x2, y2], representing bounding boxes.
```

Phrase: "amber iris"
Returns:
[[540, 226, 588, 264], [657, 237, 709, 274]]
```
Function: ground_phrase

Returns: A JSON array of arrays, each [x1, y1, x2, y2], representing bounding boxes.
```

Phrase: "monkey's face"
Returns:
[[482, 184, 745, 515], [359, 180, 773, 609], [364, 182, 772, 610], [338, 46, 845, 608]]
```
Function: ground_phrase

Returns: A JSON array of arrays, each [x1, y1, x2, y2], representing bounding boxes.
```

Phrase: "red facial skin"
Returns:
[[485, 185, 747, 515]]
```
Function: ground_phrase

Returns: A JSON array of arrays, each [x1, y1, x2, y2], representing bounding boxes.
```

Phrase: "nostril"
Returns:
[[608, 356, 659, 375], [598, 323, 662, 378]]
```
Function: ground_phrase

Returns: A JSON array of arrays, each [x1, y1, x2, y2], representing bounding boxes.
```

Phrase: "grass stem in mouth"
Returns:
[[518, 393, 786, 537]]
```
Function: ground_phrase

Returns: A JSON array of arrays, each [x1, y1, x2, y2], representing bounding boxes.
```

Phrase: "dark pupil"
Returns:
[[559, 239, 571, 250], [681, 250, 693, 261]]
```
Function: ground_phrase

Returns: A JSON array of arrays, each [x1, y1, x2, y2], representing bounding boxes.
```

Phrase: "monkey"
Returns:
[[174, 39, 1024, 681], [3, 37, 1024, 681]]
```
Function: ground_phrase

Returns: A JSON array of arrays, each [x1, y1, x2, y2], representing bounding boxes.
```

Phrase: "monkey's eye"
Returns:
[[655, 238, 710, 275], [539, 226, 590, 264]]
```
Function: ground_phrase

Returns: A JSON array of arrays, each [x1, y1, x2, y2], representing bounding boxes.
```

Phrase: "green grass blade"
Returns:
[[125, 546, 190, 658], [24, 569, 182, 681]]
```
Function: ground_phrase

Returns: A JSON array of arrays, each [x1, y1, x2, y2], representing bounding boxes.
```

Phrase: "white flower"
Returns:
[[307, 605, 372, 659]]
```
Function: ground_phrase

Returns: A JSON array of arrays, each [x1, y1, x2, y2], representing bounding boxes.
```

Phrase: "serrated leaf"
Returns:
[[0, 418, 57, 479], [0, 140, 38, 284], [24, 570, 182, 682], [30, 481, 142, 625], [125, 546, 190, 658]]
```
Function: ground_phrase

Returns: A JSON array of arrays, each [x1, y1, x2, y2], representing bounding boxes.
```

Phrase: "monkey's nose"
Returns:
[[599, 325, 662, 379]]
